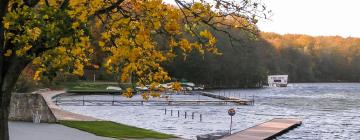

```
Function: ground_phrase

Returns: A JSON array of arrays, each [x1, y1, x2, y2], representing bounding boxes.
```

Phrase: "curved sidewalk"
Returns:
[[39, 90, 100, 121], [9, 121, 114, 140]]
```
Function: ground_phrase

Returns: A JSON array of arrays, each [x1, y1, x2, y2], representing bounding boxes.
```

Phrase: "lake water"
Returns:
[[60, 83, 360, 140]]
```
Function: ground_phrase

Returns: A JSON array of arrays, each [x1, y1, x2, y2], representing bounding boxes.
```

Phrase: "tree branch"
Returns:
[[23, 0, 40, 7], [89, 0, 125, 19], [60, 0, 69, 9], [44, 0, 50, 6]]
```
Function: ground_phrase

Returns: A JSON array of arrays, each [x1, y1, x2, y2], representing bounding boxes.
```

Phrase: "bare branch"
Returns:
[[60, 0, 69, 9]]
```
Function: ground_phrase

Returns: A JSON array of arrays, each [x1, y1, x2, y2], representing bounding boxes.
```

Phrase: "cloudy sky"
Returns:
[[257, 0, 360, 37], [164, 0, 360, 37]]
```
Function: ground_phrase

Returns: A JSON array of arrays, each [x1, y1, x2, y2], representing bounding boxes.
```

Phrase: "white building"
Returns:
[[268, 75, 288, 87]]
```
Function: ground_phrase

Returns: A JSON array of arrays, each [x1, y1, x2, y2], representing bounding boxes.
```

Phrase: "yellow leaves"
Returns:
[[33, 69, 42, 81], [200, 30, 217, 46], [122, 88, 134, 98], [164, 22, 181, 35], [150, 92, 161, 98], [15, 44, 32, 56], [98, 41, 105, 47], [72, 22, 80, 29], [42, 15, 49, 20], [27, 27, 42, 41], [71, 47, 82, 56], [57, 47, 67, 53], [179, 39, 192, 53], [4, 50, 12, 56], [169, 38, 178, 47], [101, 32, 111, 40], [153, 20, 161, 30], [3, 21, 10, 29], [171, 82, 182, 91], [73, 60, 84, 76], [60, 37, 71, 45], [199, 30, 211, 39], [32, 57, 42, 65], [141, 92, 150, 100]]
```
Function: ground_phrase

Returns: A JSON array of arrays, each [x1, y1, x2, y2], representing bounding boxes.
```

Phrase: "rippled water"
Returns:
[[60, 83, 360, 140]]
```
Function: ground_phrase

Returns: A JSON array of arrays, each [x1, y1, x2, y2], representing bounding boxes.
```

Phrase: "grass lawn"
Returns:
[[62, 82, 120, 91], [60, 121, 176, 139], [52, 81, 134, 91]]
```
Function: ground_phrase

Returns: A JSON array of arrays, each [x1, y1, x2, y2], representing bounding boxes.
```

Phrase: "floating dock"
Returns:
[[221, 118, 302, 140], [55, 99, 252, 106], [200, 92, 254, 105], [55, 91, 254, 106]]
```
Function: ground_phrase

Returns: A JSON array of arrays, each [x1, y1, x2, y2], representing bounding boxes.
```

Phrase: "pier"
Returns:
[[56, 91, 254, 106], [55, 99, 252, 106], [200, 92, 254, 105], [221, 118, 302, 140]]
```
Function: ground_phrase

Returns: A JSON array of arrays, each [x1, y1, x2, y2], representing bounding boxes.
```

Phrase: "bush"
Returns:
[[15, 75, 38, 93]]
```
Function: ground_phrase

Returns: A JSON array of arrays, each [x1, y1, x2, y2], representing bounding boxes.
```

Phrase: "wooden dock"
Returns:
[[55, 99, 250, 106], [221, 118, 302, 140], [200, 92, 254, 105]]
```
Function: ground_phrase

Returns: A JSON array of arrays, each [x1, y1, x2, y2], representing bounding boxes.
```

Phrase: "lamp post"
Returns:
[[228, 108, 236, 134]]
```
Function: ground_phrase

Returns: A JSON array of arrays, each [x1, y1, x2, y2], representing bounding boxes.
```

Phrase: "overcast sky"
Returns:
[[164, 0, 360, 37], [257, 0, 360, 37]]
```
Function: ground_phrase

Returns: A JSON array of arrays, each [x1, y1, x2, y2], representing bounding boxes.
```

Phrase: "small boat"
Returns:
[[268, 75, 288, 87]]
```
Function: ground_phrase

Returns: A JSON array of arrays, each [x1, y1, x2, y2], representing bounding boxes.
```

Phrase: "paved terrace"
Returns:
[[9, 121, 115, 140]]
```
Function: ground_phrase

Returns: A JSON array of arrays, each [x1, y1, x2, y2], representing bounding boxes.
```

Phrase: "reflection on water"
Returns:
[[61, 83, 360, 140]]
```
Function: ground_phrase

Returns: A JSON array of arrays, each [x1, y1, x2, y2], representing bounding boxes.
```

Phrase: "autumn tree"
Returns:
[[261, 32, 360, 82], [0, 0, 267, 139]]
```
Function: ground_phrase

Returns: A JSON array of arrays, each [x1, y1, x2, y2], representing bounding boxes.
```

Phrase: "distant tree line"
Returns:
[[18, 31, 360, 89], [164, 32, 360, 88]]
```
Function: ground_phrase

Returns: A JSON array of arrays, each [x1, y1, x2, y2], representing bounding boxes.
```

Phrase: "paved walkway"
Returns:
[[40, 90, 100, 121], [37, 90, 184, 140], [221, 118, 302, 140], [9, 121, 115, 140]]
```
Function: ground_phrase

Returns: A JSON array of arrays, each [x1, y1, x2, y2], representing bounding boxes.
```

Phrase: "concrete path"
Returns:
[[221, 118, 302, 140], [9, 121, 115, 140], [40, 90, 100, 121]]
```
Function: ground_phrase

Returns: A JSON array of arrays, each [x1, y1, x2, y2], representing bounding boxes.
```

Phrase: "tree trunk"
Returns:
[[0, 88, 10, 140], [0, 57, 31, 140]]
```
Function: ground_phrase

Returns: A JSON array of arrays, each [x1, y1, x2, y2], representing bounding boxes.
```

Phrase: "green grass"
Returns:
[[60, 121, 176, 139], [65, 82, 119, 91]]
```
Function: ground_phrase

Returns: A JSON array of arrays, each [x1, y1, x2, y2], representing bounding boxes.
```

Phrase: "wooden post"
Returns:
[[171, 110, 173, 116], [165, 109, 167, 115], [112, 95, 115, 106], [192, 112, 194, 119], [200, 114, 202, 122], [230, 116, 233, 134], [252, 95, 255, 106], [178, 110, 180, 117], [82, 96, 85, 106], [185, 112, 187, 119], [93, 74, 96, 83]]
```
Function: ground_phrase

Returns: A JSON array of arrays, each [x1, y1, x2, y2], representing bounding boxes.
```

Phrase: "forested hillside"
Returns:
[[19, 31, 360, 89], [164, 32, 360, 88], [262, 33, 360, 83]]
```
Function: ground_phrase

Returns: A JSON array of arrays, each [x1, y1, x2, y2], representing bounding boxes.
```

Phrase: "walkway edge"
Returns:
[[39, 90, 101, 121]]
